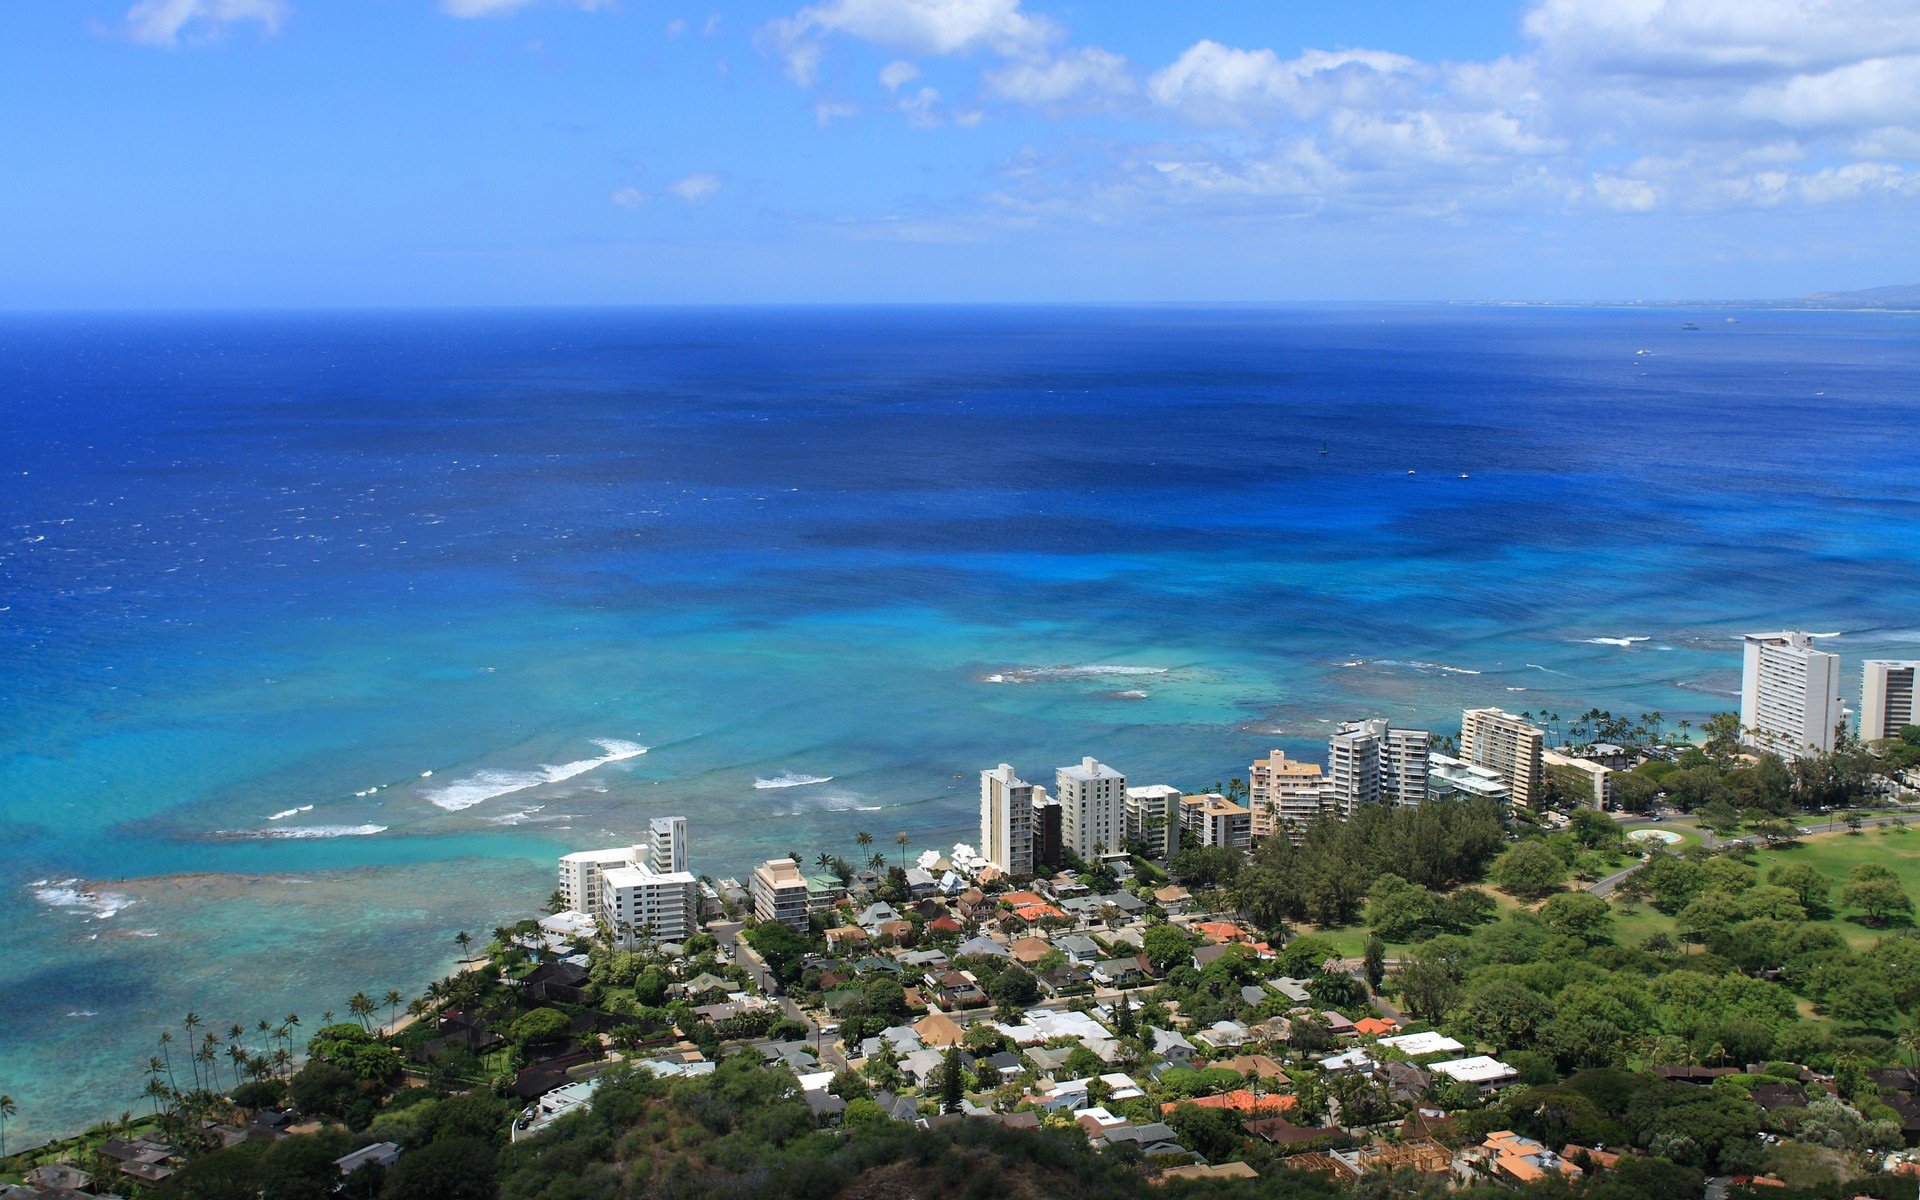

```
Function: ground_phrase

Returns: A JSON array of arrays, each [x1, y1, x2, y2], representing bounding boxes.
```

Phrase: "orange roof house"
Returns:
[[1012, 903, 1064, 923], [1000, 891, 1046, 908], [1194, 921, 1251, 944], [1162, 1091, 1296, 1117], [1354, 1017, 1399, 1037]]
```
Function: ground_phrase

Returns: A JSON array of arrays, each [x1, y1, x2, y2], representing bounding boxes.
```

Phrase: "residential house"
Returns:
[[1150, 1027, 1196, 1065]]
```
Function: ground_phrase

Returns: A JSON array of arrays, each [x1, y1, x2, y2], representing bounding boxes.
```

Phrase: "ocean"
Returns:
[[3, 304, 1918, 1140]]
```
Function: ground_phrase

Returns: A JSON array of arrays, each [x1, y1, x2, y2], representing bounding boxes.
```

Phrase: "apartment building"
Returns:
[[556, 816, 698, 946], [1248, 749, 1332, 840], [1328, 719, 1430, 816], [750, 857, 812, 933], [1179, 792, 1252, 849], [1032, 788, 1063, 869], [1057, 756, 1126, 860], [979, 763, 1036, 875], [1426, 753, 1512, 805], [1459, 708, 1545, 812], [1862, 660, 1919, 742], [1125, 784, 1183, 857], [1740, 631, 1845, 759]]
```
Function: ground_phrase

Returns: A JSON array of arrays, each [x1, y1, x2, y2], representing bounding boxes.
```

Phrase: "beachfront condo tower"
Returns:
[[1862, 660, 1919, 742], [1180, 792, 1253, 849], [1740, 631, 1845, 759], [1057, 756, 1126, 861], [1328, 719, 1431, 817], [979, 763, 1036, 875], [1459, 708, 1545, 812], [1248, 749, 1331, 840], [648, 814, 687, 874], [556, 818, 698, 946], [1124, 784, 1183, 857], [751, 857, 812, 932]]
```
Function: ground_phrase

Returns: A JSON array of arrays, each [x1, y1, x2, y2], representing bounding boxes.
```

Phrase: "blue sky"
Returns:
[[3, 0, 1917, 306]]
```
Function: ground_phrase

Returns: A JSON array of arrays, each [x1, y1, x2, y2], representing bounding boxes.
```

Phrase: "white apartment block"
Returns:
[[751, 857, 811, 933], [1740, 631, 1844, 759], [1862, 660, 1919, 742], [980, 764, 1036, 875], [1328, 719, 1430, 817], [1248, 749, 1331, 839], [556, 817, 698, 946], [1125, 785, 1183, 857], [1180, 793, 1252, 849], [1459, 708, 1545, 812], [1426, 753, 1512, 805], [1057, 756, 1126, 861], [1542, 749, 1613, 809], [647, 815, 687, 875]]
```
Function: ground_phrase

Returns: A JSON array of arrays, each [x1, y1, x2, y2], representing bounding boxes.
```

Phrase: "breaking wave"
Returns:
[[754, 774, 834, 790], [982, 665, 1169, 684], [425, 739, 649, 811], [31, 880, 136, 920]]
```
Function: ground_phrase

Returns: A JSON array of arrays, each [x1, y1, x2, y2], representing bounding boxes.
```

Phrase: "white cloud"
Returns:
[[985, 45, 1133, 108], [1147, 41, 1421, 125], [1591, 174, 1659, 211], [610, 187, 650, 208], [769, 0, 1057, 85], [440, 0, 609, 17], [816, 100, 861, 125], [668, 172, 725, 202], [879, 59, 921, 90], [121, 0, 287, 46]]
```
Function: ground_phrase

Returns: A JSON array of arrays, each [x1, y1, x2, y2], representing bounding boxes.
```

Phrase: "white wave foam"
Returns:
[[1375, 659, 1482, 676], [68, 1010, 99, 1017], [1110, 689, 1149, 699], [755, 773, 834, 790], [426, 739, 649, 811], [983, 665, 1170, 684], [33, 880, 136, 920], [226, 824, 389, 839], [266, 804, 314, 821], [1582, 636, 1650, 647]]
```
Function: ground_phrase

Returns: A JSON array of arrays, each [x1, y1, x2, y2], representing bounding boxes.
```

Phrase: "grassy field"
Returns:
[[1303, 889, 1529, 958], [1607, 823, 1920, 950]]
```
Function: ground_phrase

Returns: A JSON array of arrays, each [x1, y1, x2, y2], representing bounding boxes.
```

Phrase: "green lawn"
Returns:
[[1606, 824, 1920, 951]]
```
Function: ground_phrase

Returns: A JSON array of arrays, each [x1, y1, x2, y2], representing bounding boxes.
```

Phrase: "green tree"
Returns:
[[1540, 891, 1614, 943], [1362, 937, 1386, 991], [1764, 862, 1830, 915], [0, 1093, 13, 1157], [1364, 873, 1435, 941], [1140, 923, 1194, 974], [508, 1008, 571, 1047], [1840, 865, 1912, 926], [1491, 840, 1567, 899], [380, 1136, 496, 1200], [938, 1048, 964, 1113]]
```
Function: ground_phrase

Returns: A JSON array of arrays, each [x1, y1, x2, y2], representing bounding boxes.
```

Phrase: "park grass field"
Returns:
[[1606, 822, 1920, 950]]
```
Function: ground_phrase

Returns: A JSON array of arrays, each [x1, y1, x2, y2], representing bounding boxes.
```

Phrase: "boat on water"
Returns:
[[1318, 442, 1329, 455], [1681, 321, 1699, 330]]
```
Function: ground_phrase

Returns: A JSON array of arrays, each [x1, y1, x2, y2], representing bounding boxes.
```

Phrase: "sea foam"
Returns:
[[983, 665, 1169, 684], [425, 739, 649, 811], [32, 880, 136, 920], [1582, 636, 1650, 647], [754, 773, 834, 790], [224, 824, 389, 839]]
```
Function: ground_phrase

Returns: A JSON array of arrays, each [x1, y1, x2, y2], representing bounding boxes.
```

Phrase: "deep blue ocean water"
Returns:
[[3, 305, 1919, 1139]]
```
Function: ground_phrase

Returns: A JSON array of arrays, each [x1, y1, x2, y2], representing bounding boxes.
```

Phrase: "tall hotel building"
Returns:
[[1459, 708, 1545, 812], [1861, 661, 1919, 742], [1057, 756, 1126, 861], [979, 764, 1036, 875], [1740, 631, 1844, 759], [1328, 719, 1430, 817]]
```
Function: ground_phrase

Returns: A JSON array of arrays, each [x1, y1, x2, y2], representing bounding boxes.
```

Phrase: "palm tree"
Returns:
[[321, 1010, 335, 1028], [856, 831, 873, 852], [348, 992, 375, 1031], [454, 930, 473, 961], [0, 1094, 14, 1156], [868, 852, 886, 871], [1900, 1024, 1920, 1073], [385, 989, 403, 1030], [895, 831, 910, 868], [157, 1030, 178, 1092], [815, 851, 834, 874]]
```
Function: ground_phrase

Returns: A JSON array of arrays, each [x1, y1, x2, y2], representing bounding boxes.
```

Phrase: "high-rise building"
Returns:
[[750, 858, 811, 932], [647, 815, 687, 875], [1862, 660, 1919, 742], [556, 818, 698, 946], [1125, 784, 1183, 857], [1328, 719, 1431, 817], [1426, 753, 1512, 805], [1459, 708, 1545, 812], [1248, 749, 1332, 839], [1032, 788, 1063, 869], [979, 764, 1035, 875], [1740, 631, 1845, 759], [1057, 756, 1126, 861], [1180, 793, 1252, 849]]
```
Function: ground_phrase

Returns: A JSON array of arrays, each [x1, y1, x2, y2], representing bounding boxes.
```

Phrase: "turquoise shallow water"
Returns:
[[3, 305, 1920, 1139]]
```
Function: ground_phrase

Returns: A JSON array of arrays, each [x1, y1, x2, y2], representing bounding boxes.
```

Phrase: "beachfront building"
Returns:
[[1542, 749, 1613, 810], [1180, 793, 1251, 849], [1426, 754, 1511, 805], [751, 857, 811, 933], [1032, 788, 1063, 869], [1057, 757, 1126, 861], [647, 815, 687, 874], [1740, 631, 1845, 759], [1459, 708, 1545, 812], [601, 862, 699, 944], [980, 764, 1036, 876], [1125, 784, 1183, 857], [1328, 719, 1430, 816], [1247, 750, 1331, 840], [555, 820, 698, 946], [1862, 660, 1919, 742]]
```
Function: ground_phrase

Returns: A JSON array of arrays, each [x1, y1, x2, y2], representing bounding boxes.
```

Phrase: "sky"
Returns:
[[2, 0, 1918, 306]]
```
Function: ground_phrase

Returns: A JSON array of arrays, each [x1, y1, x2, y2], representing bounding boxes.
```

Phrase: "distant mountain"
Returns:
[[1798, 283, 1920, 309]]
